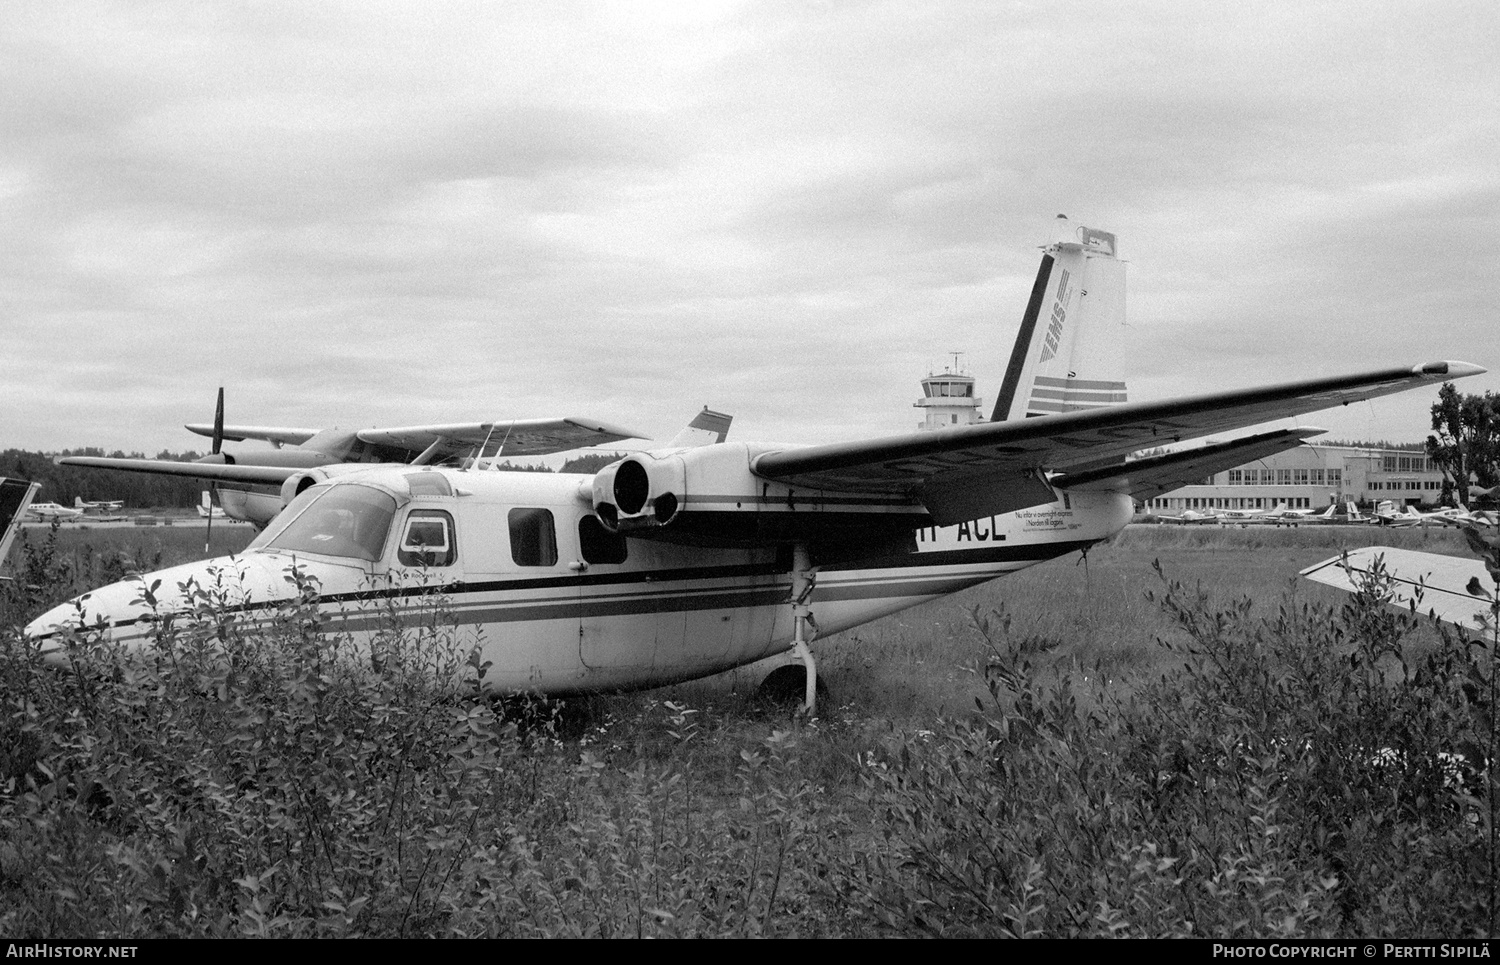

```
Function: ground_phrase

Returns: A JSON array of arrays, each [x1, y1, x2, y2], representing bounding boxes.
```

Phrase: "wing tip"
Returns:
[[1416, 360, 1487, 379]]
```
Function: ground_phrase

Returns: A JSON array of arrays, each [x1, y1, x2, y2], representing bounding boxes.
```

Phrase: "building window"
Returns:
[[1228, 470, 1242, 485]]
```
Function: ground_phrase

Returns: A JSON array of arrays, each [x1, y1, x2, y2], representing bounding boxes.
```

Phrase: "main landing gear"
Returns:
[[789, 543, 819, 714], [751, 543, 827, 713]]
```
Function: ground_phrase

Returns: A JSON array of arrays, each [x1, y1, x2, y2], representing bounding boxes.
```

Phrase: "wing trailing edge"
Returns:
[[752, 360, 1484, 525], [1053, 427, 1325, 502]]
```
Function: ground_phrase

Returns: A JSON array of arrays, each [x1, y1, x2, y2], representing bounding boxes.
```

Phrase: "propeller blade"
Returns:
[[212, 387, 225, 456]]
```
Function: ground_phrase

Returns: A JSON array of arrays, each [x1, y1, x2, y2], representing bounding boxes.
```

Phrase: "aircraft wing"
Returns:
[[55, 457, 299, 486], [751, 361, 1483, 525], [185, 424, 319, 446], [1052, 427, 1324, 502], [357, 416, 648, 459], [1, 477, 41, 572], [1301, 547, 1497, 633]]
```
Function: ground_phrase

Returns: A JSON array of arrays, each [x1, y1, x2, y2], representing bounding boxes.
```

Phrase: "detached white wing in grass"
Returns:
[[1300, 547, 1497, 633]]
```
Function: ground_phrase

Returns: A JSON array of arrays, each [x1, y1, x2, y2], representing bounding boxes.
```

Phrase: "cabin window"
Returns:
[[509, 508, 558, 566], [578, 515, 628, 564], [252, 484, 396, 563], [398, 510, 456, 567]]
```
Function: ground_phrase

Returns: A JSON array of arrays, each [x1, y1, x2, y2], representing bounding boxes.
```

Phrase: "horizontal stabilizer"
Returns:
[[1301, 547, 1497, 632], [1054, 427, 1324, 501]]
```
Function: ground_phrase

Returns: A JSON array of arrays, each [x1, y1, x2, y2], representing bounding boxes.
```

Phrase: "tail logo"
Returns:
[[1038, 268, 1073, 362]]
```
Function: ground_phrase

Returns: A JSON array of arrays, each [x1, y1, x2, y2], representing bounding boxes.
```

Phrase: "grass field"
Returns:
[[2, 521, 1492, 936]]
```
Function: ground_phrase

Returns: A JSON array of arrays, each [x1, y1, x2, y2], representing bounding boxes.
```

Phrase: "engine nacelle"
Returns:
[[590, 443, 926, 547], [591, 450, 691, 532], [277, 463, 392, 509], [280, 468, 334, 507]]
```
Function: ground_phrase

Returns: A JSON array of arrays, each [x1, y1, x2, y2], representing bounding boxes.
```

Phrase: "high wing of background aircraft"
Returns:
[[1301, 547, 1497, 634], [59, 398, 654, 526], [1, 477, 41, 574], [27, 217, 1486, 710]]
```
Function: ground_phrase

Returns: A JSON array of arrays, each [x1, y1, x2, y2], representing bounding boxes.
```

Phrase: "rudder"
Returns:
[[991, 216, 1129, 421]]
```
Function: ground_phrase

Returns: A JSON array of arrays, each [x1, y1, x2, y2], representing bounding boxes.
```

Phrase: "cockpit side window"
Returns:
[[508, 508, 557, 567], [398, 510, 456, 567]]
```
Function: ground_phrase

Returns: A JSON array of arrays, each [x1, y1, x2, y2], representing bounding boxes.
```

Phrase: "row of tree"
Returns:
[[3, 449, 209, 510]]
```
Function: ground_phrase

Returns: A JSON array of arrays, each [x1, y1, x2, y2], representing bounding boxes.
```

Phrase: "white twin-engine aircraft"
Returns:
[[25, 218, 1486, 707]]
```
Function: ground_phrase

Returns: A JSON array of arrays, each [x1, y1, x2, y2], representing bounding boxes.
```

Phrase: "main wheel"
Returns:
[[755, 664, 830, 708]]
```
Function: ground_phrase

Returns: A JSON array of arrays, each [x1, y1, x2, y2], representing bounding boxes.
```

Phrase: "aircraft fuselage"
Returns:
[[26, 467, 1131, 695]]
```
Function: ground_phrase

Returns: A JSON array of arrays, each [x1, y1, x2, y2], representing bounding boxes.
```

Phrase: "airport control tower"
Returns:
[[916, 355, 985, 430]]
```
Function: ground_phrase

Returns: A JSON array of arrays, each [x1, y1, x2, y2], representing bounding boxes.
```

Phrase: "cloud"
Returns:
[[1, 1, 1495, 457]]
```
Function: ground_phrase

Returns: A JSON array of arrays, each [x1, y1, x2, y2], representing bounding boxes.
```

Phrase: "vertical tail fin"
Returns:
[[667, 407, 733, 448], [991, 216, 1129, 422]]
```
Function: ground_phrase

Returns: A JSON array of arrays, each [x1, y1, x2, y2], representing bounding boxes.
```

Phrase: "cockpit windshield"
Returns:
[[248, 484, 398, 563]]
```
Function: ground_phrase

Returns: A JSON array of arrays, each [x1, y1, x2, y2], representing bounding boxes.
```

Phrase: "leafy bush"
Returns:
[[2, 537, 1495, 937], [853, 559, 1496, 937]]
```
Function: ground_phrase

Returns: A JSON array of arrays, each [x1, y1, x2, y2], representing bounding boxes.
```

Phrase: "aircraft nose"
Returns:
[[24, 578, 159, 663]]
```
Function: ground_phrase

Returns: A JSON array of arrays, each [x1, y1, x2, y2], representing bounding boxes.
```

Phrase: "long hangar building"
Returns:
[[912, 366, 1444, 513]]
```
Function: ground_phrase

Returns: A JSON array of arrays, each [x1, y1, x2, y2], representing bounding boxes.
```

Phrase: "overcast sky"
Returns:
[[3, 0, 1496, 459]]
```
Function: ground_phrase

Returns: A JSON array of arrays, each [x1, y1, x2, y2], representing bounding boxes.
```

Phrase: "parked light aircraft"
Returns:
[[1370, 501, 1466, 527], [1157, 508, 1224, 524], [73, 496, 124, 513], [25, 501, 83, 522], [60, 401, 731, 528], [25, 217, 1486, 708], [1274, 501, 1370, 525], [197, 491, 229, 520]]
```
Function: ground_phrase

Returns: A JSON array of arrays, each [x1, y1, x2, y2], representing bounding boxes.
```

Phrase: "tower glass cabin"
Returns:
[[915, 366, 984, 430]]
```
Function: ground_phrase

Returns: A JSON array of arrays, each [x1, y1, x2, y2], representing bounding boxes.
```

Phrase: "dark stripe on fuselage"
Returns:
[[35, 538, 1099, 640]]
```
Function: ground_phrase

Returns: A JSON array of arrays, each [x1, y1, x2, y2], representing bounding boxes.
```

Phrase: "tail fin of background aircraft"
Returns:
[[74, 496, 85, 510], [991, 215, 1129, 422], [667, 407, 733, 448]]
